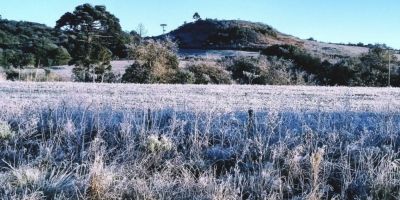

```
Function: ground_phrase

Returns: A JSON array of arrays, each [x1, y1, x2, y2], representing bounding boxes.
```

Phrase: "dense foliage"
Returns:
[[185, 62, 231, 84], [122, 39, 184, 83], [0, 19, 71, 68], [0, 4, 133, 82], [167, 19, 277, 49], [262, 45, 400, 87]]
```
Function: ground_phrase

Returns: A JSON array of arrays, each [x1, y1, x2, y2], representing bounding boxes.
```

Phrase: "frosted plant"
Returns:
[[146, 134, 173, 153], [0, 121, 14, 140], [88, 154, 115, 199], [63, 118, 75, 136], [9, 166, 43, 188], [310, 147, 325, 194]]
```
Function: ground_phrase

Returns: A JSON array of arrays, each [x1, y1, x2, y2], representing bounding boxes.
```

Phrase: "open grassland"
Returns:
[[1, 81, 400, 112], [0, 82, 399, 199]]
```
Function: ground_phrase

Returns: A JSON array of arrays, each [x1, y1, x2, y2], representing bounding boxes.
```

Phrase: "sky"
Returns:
[[0, 0, 399, 49]]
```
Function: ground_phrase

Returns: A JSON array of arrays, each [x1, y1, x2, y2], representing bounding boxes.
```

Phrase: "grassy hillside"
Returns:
[[162, 19, 376, 59]]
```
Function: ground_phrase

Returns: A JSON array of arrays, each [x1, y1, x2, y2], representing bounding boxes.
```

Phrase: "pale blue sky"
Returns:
[[0, 0, 399, 49]]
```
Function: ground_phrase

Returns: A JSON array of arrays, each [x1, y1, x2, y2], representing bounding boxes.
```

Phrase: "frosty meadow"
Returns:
[[1, 1, 400, 199], [0, 82, 399, 199]]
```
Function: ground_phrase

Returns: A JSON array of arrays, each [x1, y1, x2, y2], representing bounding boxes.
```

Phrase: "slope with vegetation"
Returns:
[[0, 19, 71, 72], [1, 4, 399, 87], [164, 19, 301, 50]]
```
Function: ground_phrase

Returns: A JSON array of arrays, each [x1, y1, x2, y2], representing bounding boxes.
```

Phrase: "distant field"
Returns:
[[303, 40, 369, 58], [1, 81, 399, 112]]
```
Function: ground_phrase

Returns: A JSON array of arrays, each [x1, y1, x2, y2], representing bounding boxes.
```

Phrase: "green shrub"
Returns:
[[324, 58, 360, 86], [266, 56, 312, 85], [226, 56, 268, 84], [122, 39, 181, 83], [356, 47, 396, 87], [174, 69, 195, 84], [262, 45, 322, 75], [223, 56, 314, 85], [5, 69, 19, 81], [324, 47, 400, 87], [122, 62, 151, 83], [186, 62, 231, 84]]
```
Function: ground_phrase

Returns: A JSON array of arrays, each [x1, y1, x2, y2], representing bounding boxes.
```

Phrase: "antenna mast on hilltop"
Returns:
[[160, 24, 167, 34]]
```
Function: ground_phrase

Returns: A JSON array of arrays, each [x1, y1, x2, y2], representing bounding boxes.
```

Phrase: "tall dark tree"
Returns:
[[55, 4, 124, 82]]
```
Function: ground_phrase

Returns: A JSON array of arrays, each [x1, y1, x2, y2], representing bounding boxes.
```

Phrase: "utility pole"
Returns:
[[160, 24, 167, 34]]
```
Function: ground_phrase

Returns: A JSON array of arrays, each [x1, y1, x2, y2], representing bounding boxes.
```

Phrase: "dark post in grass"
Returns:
[[146, 108, 152, 131], [247, 109, 256, 139]]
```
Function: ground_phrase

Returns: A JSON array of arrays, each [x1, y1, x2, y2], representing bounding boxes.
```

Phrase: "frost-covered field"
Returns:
[[0, 82, 399, 199], [1, 81, 400, 112]]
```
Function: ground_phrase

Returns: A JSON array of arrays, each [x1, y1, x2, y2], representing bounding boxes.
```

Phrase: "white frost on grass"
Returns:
[[0, 82, 399, 113]]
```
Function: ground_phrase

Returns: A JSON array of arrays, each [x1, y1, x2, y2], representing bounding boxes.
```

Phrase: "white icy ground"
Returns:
[[0, 82, 399, 113]]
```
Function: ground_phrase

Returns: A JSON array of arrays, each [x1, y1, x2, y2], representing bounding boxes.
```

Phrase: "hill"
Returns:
[[1, 17, 399, 86], [0, 19, 58, 48], [163, 19, 300, 50], [160, 19, 385, 60], [153, 19, 400, 87]]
